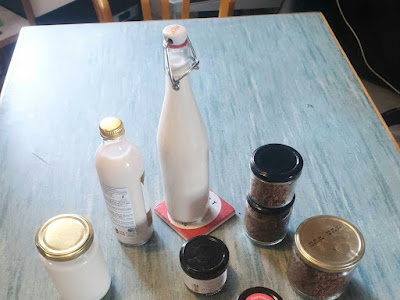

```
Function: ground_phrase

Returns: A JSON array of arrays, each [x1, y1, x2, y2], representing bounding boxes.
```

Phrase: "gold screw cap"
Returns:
[[35, 214, 94, 262], [99, 117, 125, 140]]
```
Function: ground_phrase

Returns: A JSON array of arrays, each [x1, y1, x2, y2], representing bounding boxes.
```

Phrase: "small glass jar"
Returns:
[[35, 214, 111, 300], [180, 235, 229, 296], [287, 215, 365, 300], [250, 144, 303, 207], [237, 287, 283, 300], [244, 194, 295, 246]]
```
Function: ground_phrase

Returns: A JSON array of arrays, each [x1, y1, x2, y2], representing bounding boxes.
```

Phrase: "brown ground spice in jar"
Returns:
[[250, 144, 303, 207], [250, 176, 296, 207], [244, 195, 294, 245], [287, 249, 349, 299], [288, 215, 365, 300]]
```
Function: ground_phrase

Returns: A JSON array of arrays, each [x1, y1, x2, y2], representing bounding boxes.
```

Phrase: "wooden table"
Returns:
[[1, 13, 399, 300]]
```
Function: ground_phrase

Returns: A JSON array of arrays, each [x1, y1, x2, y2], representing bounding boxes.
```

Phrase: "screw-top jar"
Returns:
[[237, 287, 283, 300], [35, 214, 111, 300], [180, 235, 229, 295], [250, 144, 303, 207], [244, 194, 295, 245], [287, 215, 365, 300]]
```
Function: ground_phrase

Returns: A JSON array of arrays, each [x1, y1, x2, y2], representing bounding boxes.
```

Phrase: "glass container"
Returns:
[[244, 194, 295, 245], [36, 214, 111, 300], [250, 144, 303, 207], [180, 235, 229, 295], [287, 215, 365, 300]]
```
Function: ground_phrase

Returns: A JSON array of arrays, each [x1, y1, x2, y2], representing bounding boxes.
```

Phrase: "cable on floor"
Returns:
[[336, 0, 400, 95]]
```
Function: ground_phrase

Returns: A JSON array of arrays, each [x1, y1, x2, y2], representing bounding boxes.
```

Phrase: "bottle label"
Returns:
[[100, 183, 137, 238], [183, 270, 227, 294]]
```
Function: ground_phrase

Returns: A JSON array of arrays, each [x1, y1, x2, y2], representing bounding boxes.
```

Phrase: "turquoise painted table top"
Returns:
[[1, 13, 399, 300]]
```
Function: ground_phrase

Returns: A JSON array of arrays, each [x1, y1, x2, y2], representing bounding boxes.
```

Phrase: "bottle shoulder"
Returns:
[[95, 139, 143, 163]]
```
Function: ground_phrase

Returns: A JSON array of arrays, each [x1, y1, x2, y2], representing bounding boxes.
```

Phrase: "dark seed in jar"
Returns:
[[250, 177, 295, 207], [244, 202, 292, 243], [287, 250, 348, 299]]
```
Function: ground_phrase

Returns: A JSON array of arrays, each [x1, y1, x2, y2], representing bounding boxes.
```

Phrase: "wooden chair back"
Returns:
[[93, 0, 236, 23]]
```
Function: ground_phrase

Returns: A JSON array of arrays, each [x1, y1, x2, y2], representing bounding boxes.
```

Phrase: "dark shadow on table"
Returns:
[[253, 231, 294, 281], [120, 231, 172, 296], [341, 279, 377, 300]]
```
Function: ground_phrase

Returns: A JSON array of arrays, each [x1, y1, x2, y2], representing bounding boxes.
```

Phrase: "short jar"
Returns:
[[287, 215, 365, 300], [237, 287, 283, 300], [244, 194, 295, 246], [250, 144, 303, 207], [35, 214, 111, 300], [180, 235, 229, 296]]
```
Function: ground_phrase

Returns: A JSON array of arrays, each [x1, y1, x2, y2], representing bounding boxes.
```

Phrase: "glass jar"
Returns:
[[287, 215, 365, 300], [250, 144, 303, 207], [96, 117, 153, 246], [35, 214, 111, 300], [180, 235, 229, 296], [244, 194, 295, 246], [237, 287, 283, 300]]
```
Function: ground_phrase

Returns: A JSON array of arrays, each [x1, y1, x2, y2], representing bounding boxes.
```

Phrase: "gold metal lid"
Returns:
[[35, 214, 94, 262], [99, 117, 125, 140], [294, 215, 365, 273]]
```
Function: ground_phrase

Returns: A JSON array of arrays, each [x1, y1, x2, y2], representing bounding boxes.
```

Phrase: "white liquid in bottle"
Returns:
[[157, 25, 209, 223], [95, 117, 153, 245]]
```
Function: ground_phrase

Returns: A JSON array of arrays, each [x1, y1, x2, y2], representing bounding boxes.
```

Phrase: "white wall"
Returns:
[[30, 0, 75, 17]]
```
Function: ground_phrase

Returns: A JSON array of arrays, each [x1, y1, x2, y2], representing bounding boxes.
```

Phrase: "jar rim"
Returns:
[[294, 215, 365, 273], [35, 214, 94, 262], [180, 235, 229, 280], [250, 144, 303, 183], [247, 194, 295, 215]]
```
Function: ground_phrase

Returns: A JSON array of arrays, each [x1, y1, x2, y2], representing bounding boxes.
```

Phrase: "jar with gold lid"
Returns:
[[35, 214, 111, 300], [287, 215, 365, 300]]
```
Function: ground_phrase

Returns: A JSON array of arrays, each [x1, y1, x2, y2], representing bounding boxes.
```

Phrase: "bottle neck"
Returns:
[[102, 136, 126, 145], [166, 45, 191, 79]]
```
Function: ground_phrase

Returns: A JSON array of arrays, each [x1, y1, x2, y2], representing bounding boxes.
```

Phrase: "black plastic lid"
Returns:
[[247, 194, 295, 215], [250, 144, 303, 183], [237, 287, 283, 300], [180, 235, 229, 280]]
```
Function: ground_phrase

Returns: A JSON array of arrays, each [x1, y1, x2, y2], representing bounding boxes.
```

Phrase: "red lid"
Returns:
[[237, 287, 283, 300]]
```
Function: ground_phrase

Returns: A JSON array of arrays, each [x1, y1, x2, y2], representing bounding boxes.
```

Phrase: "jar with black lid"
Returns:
[[250, 144, 303, 207], [244, 194, 295, 245], [287, 215, 365, 300], [180, 235, 229, 295]]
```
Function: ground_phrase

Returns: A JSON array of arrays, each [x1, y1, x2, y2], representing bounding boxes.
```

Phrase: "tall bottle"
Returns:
[[157, 25, 209, 223], [95, 117, 153, 245]]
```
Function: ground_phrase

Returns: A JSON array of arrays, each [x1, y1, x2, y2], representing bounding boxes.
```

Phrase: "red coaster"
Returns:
[[155, 190, 236, 240]]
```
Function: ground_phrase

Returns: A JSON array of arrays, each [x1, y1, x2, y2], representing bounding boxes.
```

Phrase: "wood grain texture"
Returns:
[[0, 13, 399, 300], [161, 0, 170, 20], [141, 0, 152, 21], [228, 0, 236, 17], [92, 0, 113, 23], [21, 0, 36, 25], [181, 0, 190, 19]]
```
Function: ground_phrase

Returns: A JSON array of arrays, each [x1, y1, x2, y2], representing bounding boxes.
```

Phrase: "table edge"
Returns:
[[319, 12, 400, 153], [4, 12, 398, 154]]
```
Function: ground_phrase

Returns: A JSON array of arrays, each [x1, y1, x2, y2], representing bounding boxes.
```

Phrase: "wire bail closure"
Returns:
[[163, 37, 199, 91]]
